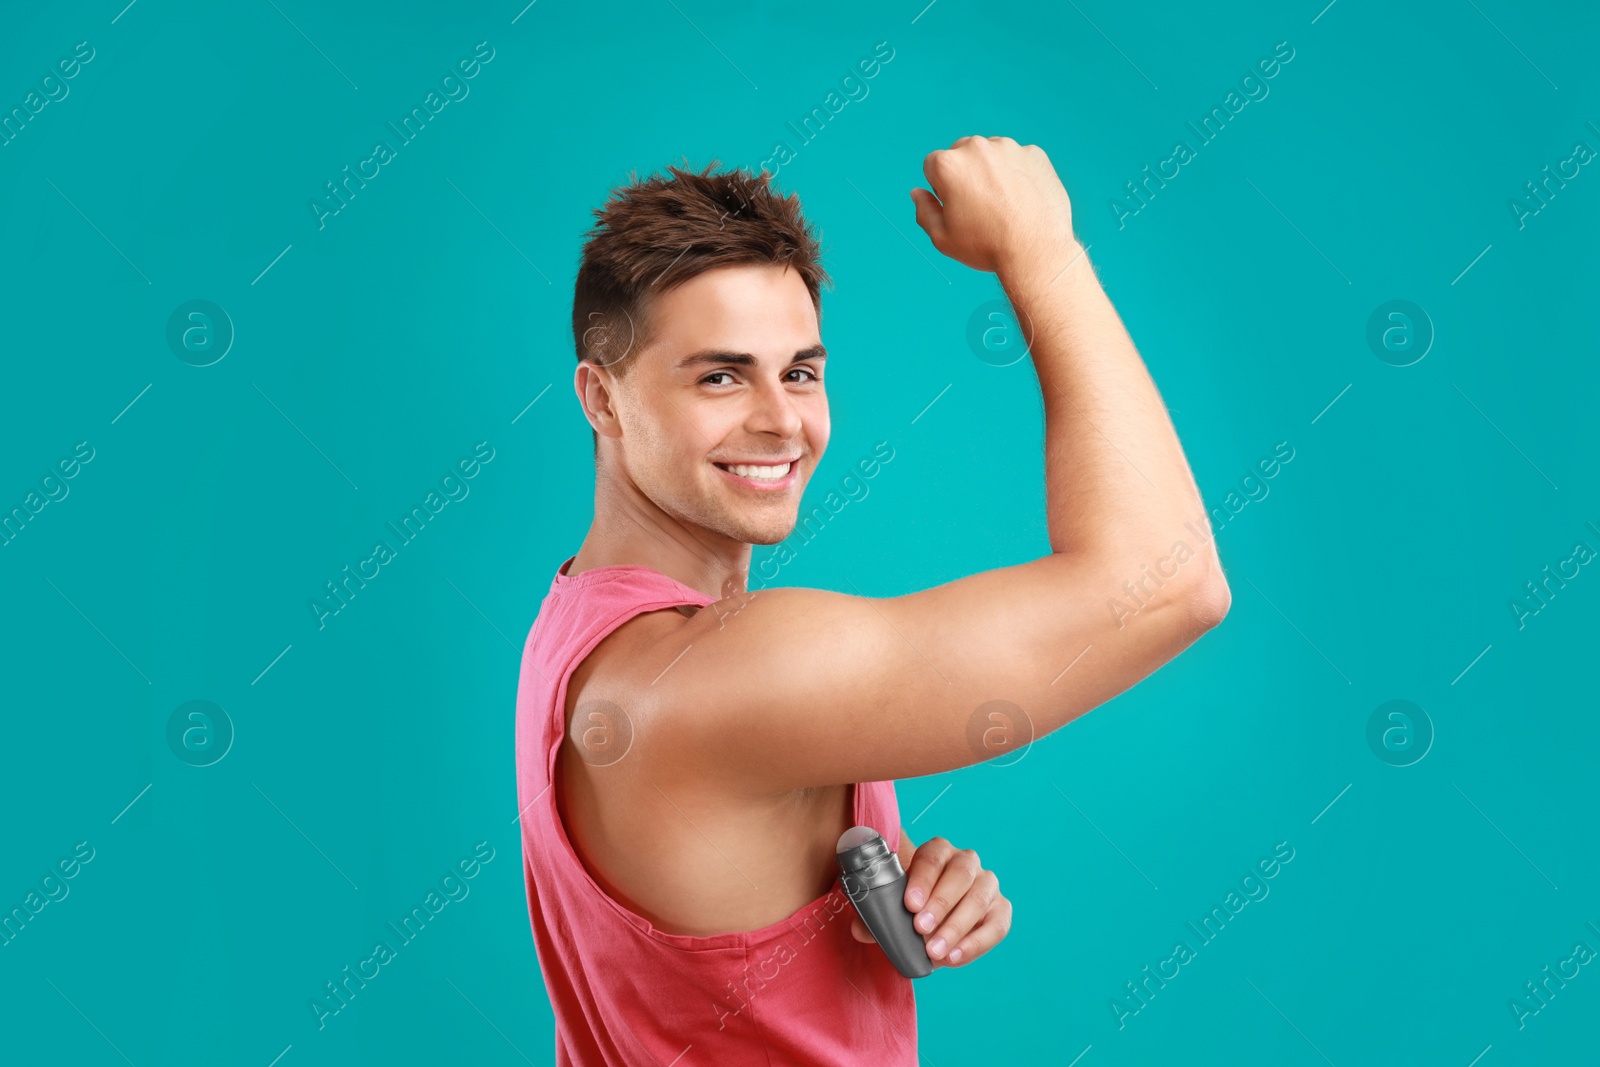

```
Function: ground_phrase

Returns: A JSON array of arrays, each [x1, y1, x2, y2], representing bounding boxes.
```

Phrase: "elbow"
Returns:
[[1186, 572, 1232, 631]]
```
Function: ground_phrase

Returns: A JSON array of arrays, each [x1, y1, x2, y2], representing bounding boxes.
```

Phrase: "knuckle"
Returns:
[[976, 870, 1000, 907]]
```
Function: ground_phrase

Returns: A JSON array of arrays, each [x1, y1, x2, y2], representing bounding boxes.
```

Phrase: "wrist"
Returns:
[[997, 232, 1091, 293]]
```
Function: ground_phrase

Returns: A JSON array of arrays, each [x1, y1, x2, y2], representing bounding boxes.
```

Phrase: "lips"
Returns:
[[710, 458, 800, 491]]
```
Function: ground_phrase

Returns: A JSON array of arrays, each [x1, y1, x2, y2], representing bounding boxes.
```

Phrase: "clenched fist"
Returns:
[[909, 135, 1078, 276]]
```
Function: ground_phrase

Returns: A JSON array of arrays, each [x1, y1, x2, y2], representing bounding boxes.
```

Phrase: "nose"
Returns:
[[745, 373, 805, 441]]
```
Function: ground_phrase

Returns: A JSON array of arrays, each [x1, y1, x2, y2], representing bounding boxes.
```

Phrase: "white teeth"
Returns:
[[722, 462, 791, 481]]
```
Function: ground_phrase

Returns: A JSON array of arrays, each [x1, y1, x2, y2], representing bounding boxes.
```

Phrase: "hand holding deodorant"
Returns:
[[836, 826, 934, 979]]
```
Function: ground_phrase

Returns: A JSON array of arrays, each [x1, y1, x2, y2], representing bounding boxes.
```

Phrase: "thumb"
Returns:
[[850, 915, 876, 943], [909, 187, 944, 244]]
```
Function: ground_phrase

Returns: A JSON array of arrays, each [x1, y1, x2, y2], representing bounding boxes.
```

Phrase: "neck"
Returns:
[[568, 462, 751, 601]]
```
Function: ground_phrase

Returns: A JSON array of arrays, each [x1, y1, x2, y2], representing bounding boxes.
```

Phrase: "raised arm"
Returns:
[[644, 136, 1229, 792]]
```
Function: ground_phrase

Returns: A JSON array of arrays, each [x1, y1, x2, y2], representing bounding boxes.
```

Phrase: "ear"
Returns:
[[574, 361, 621, 440]]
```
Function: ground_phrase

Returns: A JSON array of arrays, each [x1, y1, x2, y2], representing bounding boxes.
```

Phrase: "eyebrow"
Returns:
[[673, 343, 827, 371]]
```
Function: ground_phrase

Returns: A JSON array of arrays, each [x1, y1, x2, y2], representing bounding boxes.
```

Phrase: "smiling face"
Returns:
[[580, 261, 829, 547]]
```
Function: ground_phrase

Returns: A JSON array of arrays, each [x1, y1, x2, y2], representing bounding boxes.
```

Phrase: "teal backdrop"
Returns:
[[3, 0, 1597, 1063]]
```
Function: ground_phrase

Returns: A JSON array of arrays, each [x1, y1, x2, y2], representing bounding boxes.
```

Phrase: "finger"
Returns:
[[909, 187, 944, 242], [945, 895, 1012, 967], [895, 827, 916, 871], [850, 914, 875, 943], [921, 148, 953, 204], [912, 846, 980, 939], [926, 869, 999, 962], [902, 835, 955, 913]]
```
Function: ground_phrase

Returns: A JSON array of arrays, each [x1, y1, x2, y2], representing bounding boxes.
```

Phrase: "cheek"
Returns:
[[806, 415, 832, 457], [809, 406, 831, 456], [649, 418, 712, 486]]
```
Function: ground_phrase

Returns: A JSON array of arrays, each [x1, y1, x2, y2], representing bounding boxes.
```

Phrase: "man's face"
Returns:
[[592, 262, 829, 547]]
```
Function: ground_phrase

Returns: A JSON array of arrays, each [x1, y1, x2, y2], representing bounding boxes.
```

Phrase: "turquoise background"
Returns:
[[3, 0, 1597, 1063]]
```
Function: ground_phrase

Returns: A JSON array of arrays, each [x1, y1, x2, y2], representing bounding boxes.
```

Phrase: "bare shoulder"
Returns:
[[562, 606, 693, 775]]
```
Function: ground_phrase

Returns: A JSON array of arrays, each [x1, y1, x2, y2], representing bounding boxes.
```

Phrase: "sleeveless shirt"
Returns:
[[514, 555, 919, 1066]]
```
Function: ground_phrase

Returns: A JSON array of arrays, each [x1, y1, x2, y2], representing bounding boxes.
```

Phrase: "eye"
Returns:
[[700, 367, 821, 387]]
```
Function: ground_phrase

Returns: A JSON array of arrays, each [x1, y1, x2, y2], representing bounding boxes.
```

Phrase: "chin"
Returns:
[[742, 523, 796, 547], [722, 506, 799, 547]]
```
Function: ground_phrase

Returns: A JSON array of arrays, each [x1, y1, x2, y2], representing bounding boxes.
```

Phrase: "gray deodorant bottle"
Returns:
[[835, 826, 935, 979]]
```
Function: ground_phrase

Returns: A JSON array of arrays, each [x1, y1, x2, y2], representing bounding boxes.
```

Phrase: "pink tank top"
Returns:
[[515, 556, 919, 1066]]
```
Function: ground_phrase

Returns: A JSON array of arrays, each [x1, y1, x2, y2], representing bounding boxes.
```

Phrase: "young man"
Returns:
[[515, 136, 1229, 1065]]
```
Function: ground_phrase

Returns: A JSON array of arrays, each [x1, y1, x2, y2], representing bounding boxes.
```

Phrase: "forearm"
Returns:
[[999, 241, 1221, 595]]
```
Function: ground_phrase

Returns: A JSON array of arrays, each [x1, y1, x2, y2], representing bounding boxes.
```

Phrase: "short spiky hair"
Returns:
[[571, 160, 831, 448]]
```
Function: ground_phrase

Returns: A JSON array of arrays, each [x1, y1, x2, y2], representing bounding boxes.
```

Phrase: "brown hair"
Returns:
[[572, 159, 831, 449]]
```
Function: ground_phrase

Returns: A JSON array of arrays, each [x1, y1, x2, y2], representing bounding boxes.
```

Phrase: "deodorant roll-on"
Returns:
[[835, 826, 935, 979]]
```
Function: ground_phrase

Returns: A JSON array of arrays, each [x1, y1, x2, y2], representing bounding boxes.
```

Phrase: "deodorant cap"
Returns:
[[836, 826, 881, 853], [836, 826, 899, 883]]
